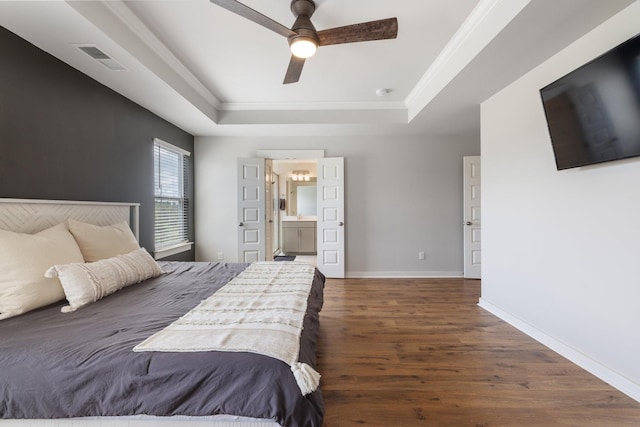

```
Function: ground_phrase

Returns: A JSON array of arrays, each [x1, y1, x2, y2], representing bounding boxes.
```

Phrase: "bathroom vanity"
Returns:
[[281, 217, 316, 254]]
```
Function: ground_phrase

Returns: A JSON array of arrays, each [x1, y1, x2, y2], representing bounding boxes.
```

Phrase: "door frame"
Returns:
[[271, 171, 280, 256]]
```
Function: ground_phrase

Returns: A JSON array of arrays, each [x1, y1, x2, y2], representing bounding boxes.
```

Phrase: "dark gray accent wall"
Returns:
[[0, 26, 195, 261]]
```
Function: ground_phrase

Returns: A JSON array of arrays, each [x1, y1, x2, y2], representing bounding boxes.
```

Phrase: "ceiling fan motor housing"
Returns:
[[289, 0, 319, 49], [290, 0, 315, 18]]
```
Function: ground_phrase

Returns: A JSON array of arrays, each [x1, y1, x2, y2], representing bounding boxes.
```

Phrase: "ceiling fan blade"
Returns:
[[317, 17, 398, 46], [283, 56, 305, 84], [210, 0, 296, 38]]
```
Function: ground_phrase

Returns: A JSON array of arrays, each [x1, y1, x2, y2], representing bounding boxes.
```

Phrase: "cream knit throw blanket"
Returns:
[[133, 261, 320, 396]]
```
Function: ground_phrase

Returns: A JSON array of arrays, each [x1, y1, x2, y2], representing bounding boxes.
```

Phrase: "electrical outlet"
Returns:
[[418, 251, 425, 260], [217, 252, 224, 261]]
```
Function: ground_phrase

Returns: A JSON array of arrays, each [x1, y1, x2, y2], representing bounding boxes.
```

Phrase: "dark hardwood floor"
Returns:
[[316, 278, 640, 426]]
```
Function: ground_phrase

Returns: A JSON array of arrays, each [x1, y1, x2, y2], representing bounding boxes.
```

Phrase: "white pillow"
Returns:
[[45, 247, 164, 312], [68, 219, 139, 262], [0, 223, 85, 320]]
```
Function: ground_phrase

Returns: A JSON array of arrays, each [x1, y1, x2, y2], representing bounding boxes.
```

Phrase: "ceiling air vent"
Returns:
[[74, 44, 127, 72]]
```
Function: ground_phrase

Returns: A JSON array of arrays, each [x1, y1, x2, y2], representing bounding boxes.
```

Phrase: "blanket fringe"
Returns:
[[291, 362, 321, 396]]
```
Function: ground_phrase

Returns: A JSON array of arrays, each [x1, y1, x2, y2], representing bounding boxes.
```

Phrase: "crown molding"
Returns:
[[220, 101, 407, 111], [405, 0, 531, 121], [100, 1, 221, 108]]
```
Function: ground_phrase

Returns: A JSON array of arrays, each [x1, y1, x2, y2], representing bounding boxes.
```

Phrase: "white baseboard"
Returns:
[[346, 270, 463, 278], [478, 298, 640, 403]]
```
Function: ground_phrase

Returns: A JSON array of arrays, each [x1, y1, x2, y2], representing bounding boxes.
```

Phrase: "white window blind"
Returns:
[[153, 139, 190, 252]]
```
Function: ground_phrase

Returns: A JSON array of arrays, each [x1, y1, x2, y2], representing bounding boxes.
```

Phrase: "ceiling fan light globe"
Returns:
[[290, 38, 317, 58]]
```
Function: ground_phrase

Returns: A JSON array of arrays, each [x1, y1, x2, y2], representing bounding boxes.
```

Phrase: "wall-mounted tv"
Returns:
[[540, 33, 640, 170]]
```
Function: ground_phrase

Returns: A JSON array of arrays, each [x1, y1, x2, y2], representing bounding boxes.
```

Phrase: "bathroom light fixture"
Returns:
[[291, 170, 311, 181]]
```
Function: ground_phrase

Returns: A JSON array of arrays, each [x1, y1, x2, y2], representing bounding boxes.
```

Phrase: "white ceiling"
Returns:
[[0, 0, 634, 137]]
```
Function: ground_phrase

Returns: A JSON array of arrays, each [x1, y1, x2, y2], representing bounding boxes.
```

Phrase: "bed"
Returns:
[[0, 199, 325, 427]]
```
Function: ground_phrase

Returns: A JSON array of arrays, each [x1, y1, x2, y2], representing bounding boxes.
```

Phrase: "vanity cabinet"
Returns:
[[282, 221, 316, 254]]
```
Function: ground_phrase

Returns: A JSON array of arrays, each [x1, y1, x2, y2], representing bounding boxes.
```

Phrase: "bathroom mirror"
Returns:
[[287, 178, 317, 216]]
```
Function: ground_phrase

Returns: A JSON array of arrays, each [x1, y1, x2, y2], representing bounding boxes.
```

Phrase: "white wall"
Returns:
[[481, 2, 640, 400], [195, 134, 479, 277]]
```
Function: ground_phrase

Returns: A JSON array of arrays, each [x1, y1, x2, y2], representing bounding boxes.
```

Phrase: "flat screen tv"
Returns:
[[540, 33, 640, 170]]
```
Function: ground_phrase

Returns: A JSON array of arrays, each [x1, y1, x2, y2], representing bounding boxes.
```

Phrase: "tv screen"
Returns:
[[540, 33, 640, 170]]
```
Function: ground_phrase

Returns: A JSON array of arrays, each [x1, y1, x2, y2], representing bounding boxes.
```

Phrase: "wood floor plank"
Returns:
[[316, 278, 640, 426]]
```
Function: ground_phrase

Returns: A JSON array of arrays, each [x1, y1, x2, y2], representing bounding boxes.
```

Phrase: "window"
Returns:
[[153, 138, 191, 258]]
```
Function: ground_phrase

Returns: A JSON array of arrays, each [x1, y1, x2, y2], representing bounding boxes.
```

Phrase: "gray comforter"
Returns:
[[0, 262, 325, 427]]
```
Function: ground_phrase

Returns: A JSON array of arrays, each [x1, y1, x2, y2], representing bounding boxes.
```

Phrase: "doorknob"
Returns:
[[339, 221, 344, 226], [465, 221, 472, 226], [239, 222, 244, 227]]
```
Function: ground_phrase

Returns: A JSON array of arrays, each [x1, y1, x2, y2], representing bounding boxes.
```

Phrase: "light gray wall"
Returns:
[[481, 2, 640, 400], [195, 134, 479, 277]]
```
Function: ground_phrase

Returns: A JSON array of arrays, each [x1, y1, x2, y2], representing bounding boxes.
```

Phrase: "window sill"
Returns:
[[154, 242, 194, 260]]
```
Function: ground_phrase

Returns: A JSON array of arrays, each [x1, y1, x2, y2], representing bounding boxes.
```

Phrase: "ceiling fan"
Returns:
[[209, 0, 398, 84]]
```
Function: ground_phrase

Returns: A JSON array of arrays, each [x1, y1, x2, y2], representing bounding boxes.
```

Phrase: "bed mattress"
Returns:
[[0, 262, 325, 427]]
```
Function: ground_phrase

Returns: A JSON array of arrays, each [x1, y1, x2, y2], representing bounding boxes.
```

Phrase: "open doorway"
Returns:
[[272, 160, 317, 264]]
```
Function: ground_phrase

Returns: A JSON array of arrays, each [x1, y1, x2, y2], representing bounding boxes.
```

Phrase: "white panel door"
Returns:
[[316, 157, 345, 278], [463, 156, 481, 279], [237, 158, 265, 263]]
